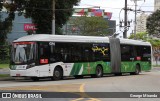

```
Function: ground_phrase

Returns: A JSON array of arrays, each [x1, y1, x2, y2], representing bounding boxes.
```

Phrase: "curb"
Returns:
[[0, 77, 14, 81]]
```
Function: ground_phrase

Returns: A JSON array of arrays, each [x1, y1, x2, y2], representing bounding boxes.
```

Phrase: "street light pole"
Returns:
[[134, 0, 137, 38], [52, 0, 55, 35], [132, 0, 144, 38], [123, 0, 127, 38]]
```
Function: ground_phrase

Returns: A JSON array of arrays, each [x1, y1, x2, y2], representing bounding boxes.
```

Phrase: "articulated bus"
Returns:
[[10, 34, 152, 81]]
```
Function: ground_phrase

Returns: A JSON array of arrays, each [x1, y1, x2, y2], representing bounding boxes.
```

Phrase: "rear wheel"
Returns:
[[53, 67, 63, 80], [130, 65, 140, 75], [91, 66, 103, 78]]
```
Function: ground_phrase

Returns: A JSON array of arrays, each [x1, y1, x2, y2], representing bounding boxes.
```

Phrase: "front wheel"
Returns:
[[52, 67, 63, 80]]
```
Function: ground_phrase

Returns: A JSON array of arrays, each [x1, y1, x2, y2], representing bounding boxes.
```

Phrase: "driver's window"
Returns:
[[39, 42, 50, 64]]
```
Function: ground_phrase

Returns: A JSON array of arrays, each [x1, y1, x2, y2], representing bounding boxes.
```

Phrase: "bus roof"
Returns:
[[13, 34, 110, 43], [13, 34, 151, 46], [120, 38, 151, 46]]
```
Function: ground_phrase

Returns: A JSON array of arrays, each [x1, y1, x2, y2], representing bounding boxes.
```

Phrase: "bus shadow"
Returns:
[[12, 73, 147, 82]]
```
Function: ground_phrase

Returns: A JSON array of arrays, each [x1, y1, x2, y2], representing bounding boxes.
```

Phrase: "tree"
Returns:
[[146, 9, 160, 37], [1, 0, 80, 35], [0, 1, 14, 44], [128, 32, 160, 47], [0, 2, 14, 62], [71, 16, 108, 36], [55, 0, 80, 34], [128, 32, 147, 40], [128, 32, 160, 46], [11, 0, 80, 34]]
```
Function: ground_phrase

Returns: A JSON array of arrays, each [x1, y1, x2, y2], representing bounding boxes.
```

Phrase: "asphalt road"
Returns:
[[0, 67, 160, 101]]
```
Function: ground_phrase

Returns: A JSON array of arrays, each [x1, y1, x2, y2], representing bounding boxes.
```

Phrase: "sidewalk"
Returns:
[[151, 66, 160, 72], [0, 68, 10, 74], [0, 68, 13, 81]]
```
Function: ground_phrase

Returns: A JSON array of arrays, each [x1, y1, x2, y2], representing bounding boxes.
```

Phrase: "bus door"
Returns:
[[109, 38, 121, 73], [120, 45, 135, 72], [38, 42, 50, 76]]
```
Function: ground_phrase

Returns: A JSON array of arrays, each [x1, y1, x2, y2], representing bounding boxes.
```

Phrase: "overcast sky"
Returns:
[[77, 0, 154, 37]]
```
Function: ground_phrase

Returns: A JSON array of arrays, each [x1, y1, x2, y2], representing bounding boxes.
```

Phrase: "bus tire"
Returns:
[[53, 67, 63, 80], [130, 65, 140, 75], [31, 77, 39, 81], [95, 65, 103, 78]]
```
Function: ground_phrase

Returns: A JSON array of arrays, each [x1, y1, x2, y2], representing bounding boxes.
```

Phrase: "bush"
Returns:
[[0, 59, 9, 64], [0, 44, 10, 64]]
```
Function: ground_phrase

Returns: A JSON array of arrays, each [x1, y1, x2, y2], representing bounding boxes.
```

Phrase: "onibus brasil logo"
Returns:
[[1, 93, 42, 99]]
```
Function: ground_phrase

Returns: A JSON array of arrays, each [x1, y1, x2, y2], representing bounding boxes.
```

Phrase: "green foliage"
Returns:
[[0, 43, 10, 64], [129, 32, 160, 47], [0, 0, 15, 44], [56, 0, 80, 34], [147, 39, 160, 47], [146, 9, 160, 36], [21, 0, 52, 34], [152, 65, 160, 67], [0, 64, 9, 69], [0, 74, 10, 77], [0, 2, 13, 61], [0, 0, 80, 45], [71, 16, 108, 36], [13, 0, 80, 34], [129, 32, 147, 40], [0, 14, 13, 43]]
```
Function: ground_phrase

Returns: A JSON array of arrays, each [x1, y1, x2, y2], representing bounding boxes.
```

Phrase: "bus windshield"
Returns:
[[11, 42, 36, 65]]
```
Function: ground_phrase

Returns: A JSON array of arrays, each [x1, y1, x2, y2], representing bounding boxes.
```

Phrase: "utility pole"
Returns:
[[134, 0, 138, 38], [132, 0, 144, 38], [123, 0, 127, 38], [52, 0, 55, 35]]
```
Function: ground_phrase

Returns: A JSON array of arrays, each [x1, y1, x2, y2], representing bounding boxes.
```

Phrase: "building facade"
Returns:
[[154, 0, 160, 11], [136, 13, 148, 33]]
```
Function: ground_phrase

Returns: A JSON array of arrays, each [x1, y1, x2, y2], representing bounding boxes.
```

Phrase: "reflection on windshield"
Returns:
[[15, 45, 27, 63], [11, 42, 36, 64]]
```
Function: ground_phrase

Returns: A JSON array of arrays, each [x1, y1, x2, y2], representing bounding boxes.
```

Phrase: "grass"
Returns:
[[0, 74, 10, 78], [152, 65, 160, 67], [0, 64, 9, 69]]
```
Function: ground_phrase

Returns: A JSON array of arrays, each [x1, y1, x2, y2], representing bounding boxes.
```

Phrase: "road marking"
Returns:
[[0, 83, 82, 92], [71, 83, 101, 101], [0, 83, 101, 101]]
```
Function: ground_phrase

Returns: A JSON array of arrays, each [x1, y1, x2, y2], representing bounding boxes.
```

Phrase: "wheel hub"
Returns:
[[55, 71, 60, 77]]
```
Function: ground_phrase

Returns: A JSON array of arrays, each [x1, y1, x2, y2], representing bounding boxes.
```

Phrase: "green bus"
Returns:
[[10, 34, 152, 81]]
